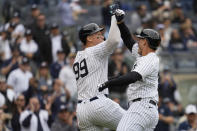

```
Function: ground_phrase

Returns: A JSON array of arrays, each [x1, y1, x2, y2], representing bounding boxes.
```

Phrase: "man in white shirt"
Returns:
[[20, 97, 51, 131], [5, 12, 25, 37], [50, 23, 70, 62], [20, 29, 38, 59], [7, 57, 33, 96]]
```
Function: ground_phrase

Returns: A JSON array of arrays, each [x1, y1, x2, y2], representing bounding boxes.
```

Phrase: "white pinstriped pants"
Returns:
[[117, 98, 159, 131], [76, 95, 126, 131]]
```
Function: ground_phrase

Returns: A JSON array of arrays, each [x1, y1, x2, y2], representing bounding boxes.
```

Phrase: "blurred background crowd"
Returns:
[[0, 0, 197, 131]]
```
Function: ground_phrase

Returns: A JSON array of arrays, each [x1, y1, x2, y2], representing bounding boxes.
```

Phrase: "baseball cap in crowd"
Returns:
[[50, 23, 59, 30], [25, 29, 32, 36], [58, 104, 68, 113], [12, 12, 20, 18], [185, 104, 197, 114], [40, 62, 48, 68], [31, 4, 38, 10], [21, 57, 30, 65]]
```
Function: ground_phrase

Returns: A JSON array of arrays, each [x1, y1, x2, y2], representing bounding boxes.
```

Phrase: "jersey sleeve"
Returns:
[[133, 56, 156, 79], [131, 43, 140, 59], [88, 15, 121, 58]]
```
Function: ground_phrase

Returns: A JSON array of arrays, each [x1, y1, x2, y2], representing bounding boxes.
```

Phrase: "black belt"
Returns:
[[132, 98, 157, 106], [78, 94, 108, 104]]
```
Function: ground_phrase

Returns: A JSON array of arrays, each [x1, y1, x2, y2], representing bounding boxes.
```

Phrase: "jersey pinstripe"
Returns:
[[127, 43, 159, 102]]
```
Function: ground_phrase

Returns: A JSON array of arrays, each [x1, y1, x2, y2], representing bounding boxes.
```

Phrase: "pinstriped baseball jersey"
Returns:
[[74, 16, 120, 100], [127, 43, 159, 102], [75, 16, 126, 131]]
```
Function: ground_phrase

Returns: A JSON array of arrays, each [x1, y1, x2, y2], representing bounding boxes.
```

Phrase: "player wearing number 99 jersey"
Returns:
[[73, 14, 126, 130]]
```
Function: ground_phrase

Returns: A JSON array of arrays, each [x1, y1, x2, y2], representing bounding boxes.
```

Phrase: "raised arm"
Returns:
[[115, 9, 136, 52], [118, 22, 135, 52], [105, 15, 121, 52]]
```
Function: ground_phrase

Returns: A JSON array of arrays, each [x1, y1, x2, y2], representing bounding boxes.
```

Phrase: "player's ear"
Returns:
[[144, 39, 148, 47], [87, 35, 92, 42]]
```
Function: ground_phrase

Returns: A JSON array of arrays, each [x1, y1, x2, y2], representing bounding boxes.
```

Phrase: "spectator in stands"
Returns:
[[20, 29, 38, 60], [31, 13, 52, 63], [51, 79, 70, 119], [5, 12, 25, 39], [152, 1, 171, 23], [178, 104, 197, 131], [180, 24, 197, 50], [168, 29, 186, 51], [4, 22, 17, 46], [159, 68, 183, 117], [159, 67, 177, 104], [58, 0, 77, 46], [70, 0, 88, 21], [0, 29, 12, 61], [130, 4, 152, 33], [50, 50, 66, 79], [59, 53, 77, 99], [7, 57, 33, 96], [50, 23, 70, 63], [0, 75, 15, 113], [0, 45, 21, 77], [155, 96, 174, 131], [23, 77, 39, 104], [20, 97, 52, 131], [170, 3, 185, 24], [36, 62, 52, 92], [26, 4, 41, 27], [51, 104, 77, 131], [11, 94, 26, 131]]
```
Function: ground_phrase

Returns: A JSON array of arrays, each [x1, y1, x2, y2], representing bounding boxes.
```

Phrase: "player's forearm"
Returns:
[[106, 71, 142, 87], [106, 15, 121, 50], [118, 22, 135, 52]]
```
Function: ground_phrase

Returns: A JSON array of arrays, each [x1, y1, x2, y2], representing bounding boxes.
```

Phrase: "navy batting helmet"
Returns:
[[79, 23, 104, 44], [136, 29, 161, 50]]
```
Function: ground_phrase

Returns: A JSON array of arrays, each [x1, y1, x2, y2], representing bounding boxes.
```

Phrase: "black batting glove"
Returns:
[[98, 82, 108, 92], [115, 9, 125, 23]]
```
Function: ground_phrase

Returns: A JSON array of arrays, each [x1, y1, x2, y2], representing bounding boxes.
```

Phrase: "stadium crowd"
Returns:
[[0, 0, 196, 131]]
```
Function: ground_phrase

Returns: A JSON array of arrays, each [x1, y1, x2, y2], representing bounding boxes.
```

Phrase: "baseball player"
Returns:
[[73, 10, 126, 131], [98, 9, 161, 131]]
